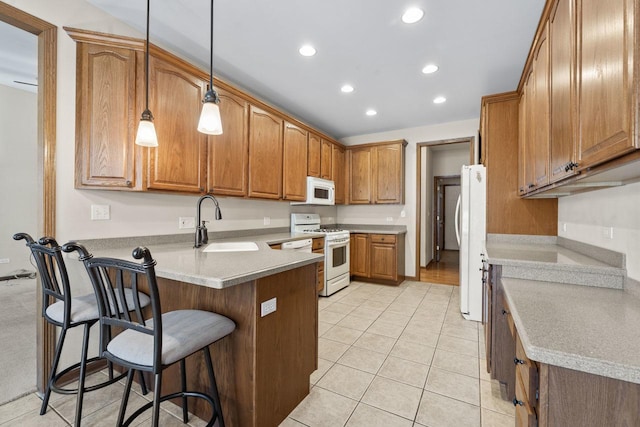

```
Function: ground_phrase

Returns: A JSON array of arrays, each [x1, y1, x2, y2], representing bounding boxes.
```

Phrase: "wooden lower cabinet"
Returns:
[[350, 233, 404, 285], [486, 269, 640, 427], [312, 238, 325, 292]]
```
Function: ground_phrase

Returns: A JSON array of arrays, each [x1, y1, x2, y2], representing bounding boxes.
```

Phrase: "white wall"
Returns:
[[558, 181, 640, 281], [0, 84, 37, 276], [340, 119, 479, 278]]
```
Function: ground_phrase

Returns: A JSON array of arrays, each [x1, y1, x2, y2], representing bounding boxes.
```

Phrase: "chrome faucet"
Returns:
[[195, 194, 222, 248]]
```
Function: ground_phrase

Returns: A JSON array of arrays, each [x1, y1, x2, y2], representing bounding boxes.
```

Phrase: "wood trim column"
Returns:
[[0, 1, 57, 394]]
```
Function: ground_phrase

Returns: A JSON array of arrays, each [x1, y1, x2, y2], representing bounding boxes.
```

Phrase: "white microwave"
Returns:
[[291, 177, 335, 205]]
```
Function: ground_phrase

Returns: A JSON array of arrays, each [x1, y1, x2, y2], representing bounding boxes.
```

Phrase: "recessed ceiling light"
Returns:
[[341, 84, 354, 93], [433, 96, 447, 104], [402, 7, 424, 24], [422, 64, 439, 74], [299, 45, 316, 57], [366, 109, 377, 116]]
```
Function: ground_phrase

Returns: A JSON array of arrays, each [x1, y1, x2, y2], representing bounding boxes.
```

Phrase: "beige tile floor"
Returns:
[[0, 280, 514, 427]]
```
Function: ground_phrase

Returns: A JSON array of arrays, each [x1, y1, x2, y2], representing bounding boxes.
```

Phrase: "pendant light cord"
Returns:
[[209, 0, 214, 91], [145, 0, 150, 111]]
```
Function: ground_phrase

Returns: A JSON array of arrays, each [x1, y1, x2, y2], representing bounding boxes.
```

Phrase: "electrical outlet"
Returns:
[[400, 210, 406, 218], [179, 217, 195, 229], [0, 258, 9, 264], [562, 223, 567, 232], [90, 204, 110, 220], [603, 226, 614, 239], [260, 297, 277, 317], [264, 217, 271, 226]]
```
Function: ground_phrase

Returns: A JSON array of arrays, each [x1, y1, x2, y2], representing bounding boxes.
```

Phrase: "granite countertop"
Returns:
[[501, 277, 640, 384], [486, 238, 626, 289], [339, 224, 407, 235], [79, 232, 323, 290]]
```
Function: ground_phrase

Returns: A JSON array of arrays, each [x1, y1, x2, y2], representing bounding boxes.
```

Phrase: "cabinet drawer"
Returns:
[[317, 262, 325, 292], [515, 334, 538, 408], [515, 369, 538, 427], [370, 234, 396, 244], [312, 238, 325, 250]]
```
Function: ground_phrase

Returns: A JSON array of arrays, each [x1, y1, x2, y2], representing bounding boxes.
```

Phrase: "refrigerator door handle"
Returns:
[[454, 194, 461, 246]]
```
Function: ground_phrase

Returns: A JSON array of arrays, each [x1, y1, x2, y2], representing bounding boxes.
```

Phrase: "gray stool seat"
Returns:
[[108, 309, 235, 367], [45, 289, 151, 323]]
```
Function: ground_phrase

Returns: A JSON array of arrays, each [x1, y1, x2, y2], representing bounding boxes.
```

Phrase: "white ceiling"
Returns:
[[2, 0, 546, 138]]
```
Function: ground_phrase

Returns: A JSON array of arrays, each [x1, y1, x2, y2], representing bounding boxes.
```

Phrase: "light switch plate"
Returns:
[[91, 204, 110, 220], [260, 297, 277, 317]]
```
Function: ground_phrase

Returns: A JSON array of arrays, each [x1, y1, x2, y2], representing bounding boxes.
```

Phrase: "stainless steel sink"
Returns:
[[203, 242, 259, 252]]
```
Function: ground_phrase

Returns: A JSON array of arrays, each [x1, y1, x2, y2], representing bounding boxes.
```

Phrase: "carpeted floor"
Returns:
[[0, 277, 37, 405]]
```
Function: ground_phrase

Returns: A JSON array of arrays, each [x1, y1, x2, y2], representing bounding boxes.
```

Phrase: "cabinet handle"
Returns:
[[502, 309, 509, 315], [564, 161, 579, 172], [514, 357, 525, 365], [512, 397, 524, 407]]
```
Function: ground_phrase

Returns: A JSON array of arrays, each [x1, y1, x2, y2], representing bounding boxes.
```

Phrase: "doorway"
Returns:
[[0, 2, 57, 399], [415, 137, 472, 285]]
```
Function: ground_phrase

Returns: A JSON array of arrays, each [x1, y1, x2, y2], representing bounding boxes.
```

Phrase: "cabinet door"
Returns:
[[248, 106, 283, 199], [307, 133, 321, 178], [331, 144, 346, 204], [147, 55, 207, 193], [578, 0, 637, 168], [351, 234, 370, 277], [320, 139, 332, 180], [549, 0, 577, 183], [518, 90, 528, 195], [76, 43, 140, 189], [207, 89, 249, 196], [370, 235, 397, 281], [373, 143, 404, 204], [349, 148, 372, 204], [531, 23, 550, 190], [283, 122, 308, 201]]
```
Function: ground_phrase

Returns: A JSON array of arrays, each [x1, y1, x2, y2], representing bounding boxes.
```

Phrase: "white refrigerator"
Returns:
[[455, 164, 486, 322]]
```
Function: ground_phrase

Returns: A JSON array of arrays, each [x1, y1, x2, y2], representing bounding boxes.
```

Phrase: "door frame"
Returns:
[[433, 175, 460, 262], [0, 2, 57, 394], [415, 137, 472, 279]]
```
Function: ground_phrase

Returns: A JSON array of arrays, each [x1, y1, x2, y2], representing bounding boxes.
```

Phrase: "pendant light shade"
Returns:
[[198, 0, 223, 135], [136, 0, 158, 147]]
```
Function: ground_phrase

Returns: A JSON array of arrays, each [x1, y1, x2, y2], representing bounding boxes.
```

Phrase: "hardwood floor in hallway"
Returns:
[[419, 250, 459, 286]]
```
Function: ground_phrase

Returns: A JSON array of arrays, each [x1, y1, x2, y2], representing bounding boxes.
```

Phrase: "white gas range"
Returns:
[[291, 213, 350, 296]]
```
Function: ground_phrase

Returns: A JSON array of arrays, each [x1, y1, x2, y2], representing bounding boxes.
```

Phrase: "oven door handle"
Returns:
[[327, 239, 349, 247]]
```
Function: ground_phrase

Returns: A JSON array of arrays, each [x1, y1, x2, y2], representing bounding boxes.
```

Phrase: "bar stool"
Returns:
[[12, 233, 150, 427], [63, 243, 235, 427]]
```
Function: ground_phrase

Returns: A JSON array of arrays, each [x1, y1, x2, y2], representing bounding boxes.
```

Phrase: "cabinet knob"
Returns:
[[528, 183, 535, 189], [501, 309, 509, 316], [564, 161, 579, 172], [512, 397, 524, 407], [514, 357, 525, 365], [125, 180, 132, 187]]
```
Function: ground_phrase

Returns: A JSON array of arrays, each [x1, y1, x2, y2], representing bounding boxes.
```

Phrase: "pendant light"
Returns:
[[135, 0, 158, 147], [197, 0, 223, 135]]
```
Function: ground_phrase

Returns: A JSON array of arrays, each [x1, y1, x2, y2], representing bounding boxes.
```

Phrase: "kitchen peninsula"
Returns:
[[78, 232, 323, 427]]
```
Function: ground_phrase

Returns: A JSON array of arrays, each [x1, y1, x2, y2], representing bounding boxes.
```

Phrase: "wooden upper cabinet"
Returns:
[[146, 55, 207, 193], [320, 139, 332, 180], [348, 147, 373, 204], [248, 106, 284, 199], [75, 42, 141, 190], [307, 133, 321, 177], [531, 23, 550, 190], [331, 144, 346, 204], [577, 0, 637, 168], [207, 89, 249, 196], [283, 122, 308, 201], [348, 140, 406, 204], [373, 142, 406, 204], [518, 88, 528, 195], [549, 0, 577, 183]]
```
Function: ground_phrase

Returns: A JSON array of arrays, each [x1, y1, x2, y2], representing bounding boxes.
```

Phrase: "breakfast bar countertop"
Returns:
[[77, 232, 324, 289]]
